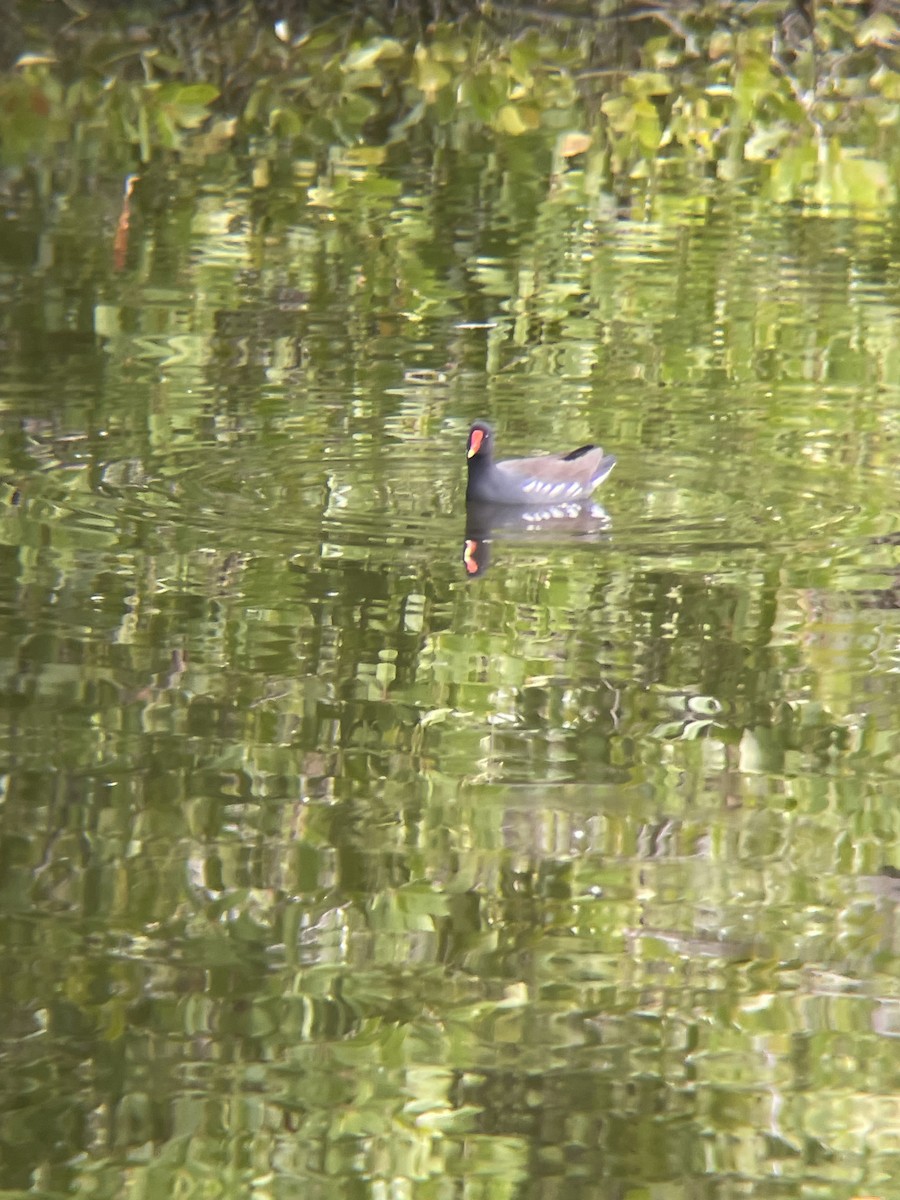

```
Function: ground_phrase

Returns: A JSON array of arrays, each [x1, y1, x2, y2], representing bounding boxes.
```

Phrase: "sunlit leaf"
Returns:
[[494, 103, 529, 134], [413, 1105, 481, 1132], [651, 720, 688, 739], [509, 34, 541, 78], [339, 92, 378, 129], [343, 37, 405, 72], [708, 31, 733, 60], [628, 72, 673, 97], [419, 708, 453, 727], [173, 83, 219, 108], [744, 122, 789, 161], [459, 72, 505, 121], [602, 94, 635, 133], [413, 47, 452, 100], [558, 131, 592, 158], [834, 151, 890, 208], [681, 718, 716, 740], [768, 140, 817, 201], [431, 35, 468, 65], [871, 64, 900, 101], [856, 11, 900, 47], [397, 887, 450, 918], [634, 97, 661, 152], [15, 53, 58, 67], [269, 107, 302, 137]]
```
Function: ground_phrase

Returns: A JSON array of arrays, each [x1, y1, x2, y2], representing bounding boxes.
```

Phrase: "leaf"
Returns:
[[494, 103, 528, 134], [419, 707, 452, 728], [156, 81, 219, 130], [631, 97, 661, 152], [431, 35, 468, 65], [871, 64, 900, 101], [155, 106, 179, 148], [768, 141, 816, 201], [413, 1105, 481, 1132], [744, 122, 789, 161], [509, 35, 540, 78], [459, 72, 504, 121], [269, 107, 302, 137], [343, 38, 404, 72], [681, 718, 715, 740], [413, 48, 452, 99], [397, 886, 450, 919], [558, 131, 592, 158], [856, 11, 899, 46], [173, 83, 219, 108], [651, 720, 688, 739], [628, 71, 673, 97], [836, 152, 890, 208], [339, 91, 377, 130], [602, 94, 635, 133], [15, 53, 58, 67], [494, 102, 539, 134], [194, 116, 237, 155], [708, 31, 733, 60]]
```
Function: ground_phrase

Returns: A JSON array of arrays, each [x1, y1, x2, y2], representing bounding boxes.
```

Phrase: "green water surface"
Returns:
[[1, 149, 899, 1200]]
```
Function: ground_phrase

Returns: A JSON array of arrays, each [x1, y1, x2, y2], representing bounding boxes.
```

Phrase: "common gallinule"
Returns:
[[465, 421, 616, 505]]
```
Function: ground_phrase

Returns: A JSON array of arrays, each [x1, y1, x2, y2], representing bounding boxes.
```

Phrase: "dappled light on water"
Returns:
[[2, 141, 900, 1200]]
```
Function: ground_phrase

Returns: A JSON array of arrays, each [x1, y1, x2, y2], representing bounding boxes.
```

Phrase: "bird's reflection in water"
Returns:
[[462, 500, 612, 577]]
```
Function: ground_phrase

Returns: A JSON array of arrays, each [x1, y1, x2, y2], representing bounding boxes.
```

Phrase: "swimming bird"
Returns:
[[465, 420, 616, 505]]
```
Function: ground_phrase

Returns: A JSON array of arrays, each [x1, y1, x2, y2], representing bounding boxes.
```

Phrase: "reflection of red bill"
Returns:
[[463, 539, 480, 575], [114, 174, 139, 272], [467, 428, 485, 458]]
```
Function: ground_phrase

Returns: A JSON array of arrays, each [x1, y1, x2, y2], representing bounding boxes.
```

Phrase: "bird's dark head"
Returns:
[[466, 421, 494, 461]]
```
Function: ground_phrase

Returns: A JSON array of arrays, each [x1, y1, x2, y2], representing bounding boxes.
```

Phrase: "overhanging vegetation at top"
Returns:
[[1, 0, 899, 207]]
